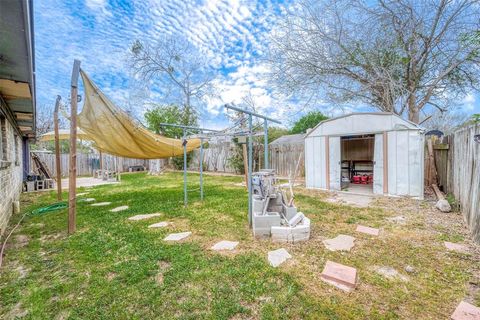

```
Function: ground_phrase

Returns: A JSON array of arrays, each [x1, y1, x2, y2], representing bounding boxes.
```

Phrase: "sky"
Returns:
[[34, 0, 479, 130]]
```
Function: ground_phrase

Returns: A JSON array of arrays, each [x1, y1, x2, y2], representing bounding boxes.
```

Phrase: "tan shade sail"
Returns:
[[77, 70, 200, 159], [38, 128, 90, 142]]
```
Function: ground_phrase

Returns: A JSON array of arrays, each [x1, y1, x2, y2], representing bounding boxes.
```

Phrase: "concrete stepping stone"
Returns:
[[444, 241, 469, 254], [373, 266, 408, 282], [451, 301, 480, 320], [320, 260, 358, 292], [323, 234, 355, 252], [91, 202, 111, 206], [128, 213, 161, 221], [148, 222, 169, 228], [164, 232, 191, 241], [268, 248, 292, 267], [356, 225, 380, 236], [211, 240, 239, 251], [83, 198, 95, 202], [110, 205, 129, 212]]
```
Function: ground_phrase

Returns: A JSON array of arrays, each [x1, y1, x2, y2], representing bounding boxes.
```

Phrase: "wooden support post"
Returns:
[[432, 183, 445, 201], [426, 138, 438, 186], [325, 136, 330, 190], [383, 131, 389, 194], [117, 156, 122, 182], [54, 95, 62, 201], [99, 151, 103, 171], [68, 59, 81, 234]]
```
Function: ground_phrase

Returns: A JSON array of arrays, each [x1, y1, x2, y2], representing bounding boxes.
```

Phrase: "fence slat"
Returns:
[[432, 125, 480, 243], [187, 143, 305, 177]]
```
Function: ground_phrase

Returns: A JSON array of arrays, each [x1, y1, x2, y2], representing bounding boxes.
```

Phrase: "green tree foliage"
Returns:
[[227, 139, 246, 174], [290, 111, 328, 134], [144, 104, 198, 169], [145, 104, 198, 138], [470, 114, 480, 124]]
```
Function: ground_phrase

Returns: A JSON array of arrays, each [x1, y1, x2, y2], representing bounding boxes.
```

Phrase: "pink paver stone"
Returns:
[[451, 301, 480, 320], [356, 225, 380, 236], [445, 242, 469, 254], [320, 260, 358, 292]]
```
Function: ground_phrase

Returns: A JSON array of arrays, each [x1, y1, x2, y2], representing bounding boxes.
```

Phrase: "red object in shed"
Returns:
[[360, 175, 369, 184], [367, 175, 373, 184], [353, 176, 361, 184]]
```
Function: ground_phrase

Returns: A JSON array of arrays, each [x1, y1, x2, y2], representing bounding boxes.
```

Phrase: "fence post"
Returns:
[[54, 95, 62, 200], [68, 59, 81, 234]]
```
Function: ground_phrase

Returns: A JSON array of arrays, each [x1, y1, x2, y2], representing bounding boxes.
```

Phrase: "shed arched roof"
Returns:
[[305, 112, 422, 138]]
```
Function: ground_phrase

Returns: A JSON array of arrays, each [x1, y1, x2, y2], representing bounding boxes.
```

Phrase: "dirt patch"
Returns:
[[106, 272, 116, 281], [10, 235, 29, 249], [327, 193, 375, 208], [15, 264, 29, 279], [54, 310, 70, 320], [155, 260, 172, 285], [371, 265, 409, 282], [40, 232, 66, 243], [4, 302, 28, 319]]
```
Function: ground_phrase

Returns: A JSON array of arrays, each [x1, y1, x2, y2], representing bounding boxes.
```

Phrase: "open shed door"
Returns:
[[373, 134, 384, 194], [329, 136, 341, 190]]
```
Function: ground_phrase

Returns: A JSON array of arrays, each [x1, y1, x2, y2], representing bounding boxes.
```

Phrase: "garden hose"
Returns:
[[31, 202, 68, 216], [0, 201, 68, 269]]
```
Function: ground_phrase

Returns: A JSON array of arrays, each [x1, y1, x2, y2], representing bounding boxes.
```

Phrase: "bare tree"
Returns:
[[422, 110, 470, 133], [35, 105, 55, 135], [269, 0, 480, 123], [129, 37, 214, 114]]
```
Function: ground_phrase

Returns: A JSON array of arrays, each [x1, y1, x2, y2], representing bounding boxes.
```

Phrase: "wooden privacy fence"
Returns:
[[268, 144, 305, 177], [189, 142, 237, 173], [448, 125, 480, 243], [34, 141, 306, 178], [426, 124, 480, 243], [34, 153, 150, 177], [188, 142, 305, 177]]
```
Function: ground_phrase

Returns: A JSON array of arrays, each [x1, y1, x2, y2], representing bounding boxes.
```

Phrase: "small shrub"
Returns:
[[446, 193, 460, 212]]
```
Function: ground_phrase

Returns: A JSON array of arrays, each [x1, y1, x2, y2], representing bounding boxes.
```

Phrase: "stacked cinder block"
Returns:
[[271, 214, 311, 243], [250, 170, 311, 243], [253, 212, 282, 239], [0, 118, 23, 236]]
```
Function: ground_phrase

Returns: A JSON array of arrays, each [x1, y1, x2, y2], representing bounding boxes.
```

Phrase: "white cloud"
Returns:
[[34, 0, 299, 128], [462, 93, 476, 111]]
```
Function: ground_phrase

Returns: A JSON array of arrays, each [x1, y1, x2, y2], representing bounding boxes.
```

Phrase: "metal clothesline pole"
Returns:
[[158, 123, 220, 207], [224, 104, 281, 124], [224, 104, 281, 228], [200, 137, 204, 201], [264, 119, 268, 169], [248, 114, 253, 226], [53, 95, 62, 201], [183, 128, 187, 207]]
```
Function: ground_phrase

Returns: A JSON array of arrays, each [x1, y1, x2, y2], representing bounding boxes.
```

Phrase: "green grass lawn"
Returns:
[[1, 172, 478, 319]]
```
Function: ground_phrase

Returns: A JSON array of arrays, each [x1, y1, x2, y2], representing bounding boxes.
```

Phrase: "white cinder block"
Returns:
[[288, 212, 305, 227]]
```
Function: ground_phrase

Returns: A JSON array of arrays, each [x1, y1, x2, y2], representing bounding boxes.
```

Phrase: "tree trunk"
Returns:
[[409, 109, 420, 124], [407, 88, 420, 124]]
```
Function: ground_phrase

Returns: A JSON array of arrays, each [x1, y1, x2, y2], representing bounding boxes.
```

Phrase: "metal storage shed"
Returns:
[[304, 112, 424, 199]]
